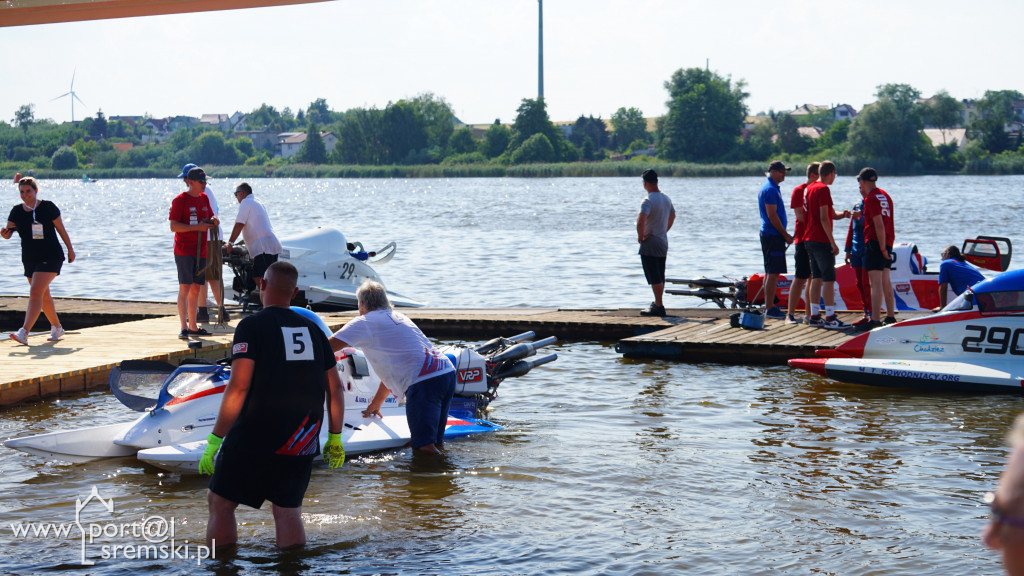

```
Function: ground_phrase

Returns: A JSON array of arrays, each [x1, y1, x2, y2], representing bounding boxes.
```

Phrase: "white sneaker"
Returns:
[[10, 328, 28, 345], [822, 315, 851, 330], [48, 326, 65, 342]]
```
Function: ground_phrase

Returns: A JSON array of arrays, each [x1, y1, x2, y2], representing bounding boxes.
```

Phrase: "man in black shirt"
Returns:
[[203, 261, 345, 549]]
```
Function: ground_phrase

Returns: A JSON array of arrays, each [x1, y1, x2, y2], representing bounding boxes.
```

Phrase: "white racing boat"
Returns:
[[788, 269, 1024, 393], [226, 227, 424, 311], [4, 309, 558, 472]]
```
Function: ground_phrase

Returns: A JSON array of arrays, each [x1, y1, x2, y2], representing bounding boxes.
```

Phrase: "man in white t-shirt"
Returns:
[[225, 182, 282, 282], [328, 281, 456, 454], [176, 163, 226, 323]]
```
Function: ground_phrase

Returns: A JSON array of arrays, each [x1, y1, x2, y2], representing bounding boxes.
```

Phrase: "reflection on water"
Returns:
[[2, 176, 1024, 573], [0, 342, 1019, 574]]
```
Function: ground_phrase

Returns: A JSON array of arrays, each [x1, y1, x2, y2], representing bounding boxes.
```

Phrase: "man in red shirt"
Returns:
[[802, 161, 851, 329], [857, 167, 896, 328], [785, 162, 819, 324], [169, 167, 219, 339]]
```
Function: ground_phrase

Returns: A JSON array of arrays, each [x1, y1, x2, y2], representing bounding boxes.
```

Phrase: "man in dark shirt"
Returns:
[[203, 261, 345, 550]]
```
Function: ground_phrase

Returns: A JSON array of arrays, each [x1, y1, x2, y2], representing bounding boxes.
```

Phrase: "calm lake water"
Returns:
[[1, 176, 1023, 574]]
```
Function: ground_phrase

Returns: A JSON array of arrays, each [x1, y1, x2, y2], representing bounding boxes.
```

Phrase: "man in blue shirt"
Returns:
[[936, 245, 985, 309], [758, 161, 794, 319]]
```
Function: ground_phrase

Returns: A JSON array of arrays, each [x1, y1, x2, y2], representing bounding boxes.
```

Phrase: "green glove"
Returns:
[[199, 433, 223, 475], [324, 432, 345, 469]]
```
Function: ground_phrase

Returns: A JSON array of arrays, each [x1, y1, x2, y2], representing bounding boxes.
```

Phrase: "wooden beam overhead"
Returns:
[[0, 0, 333, 28]]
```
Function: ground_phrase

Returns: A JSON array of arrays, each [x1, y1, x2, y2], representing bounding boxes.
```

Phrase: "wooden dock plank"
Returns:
[[1, 303, 929, 406]]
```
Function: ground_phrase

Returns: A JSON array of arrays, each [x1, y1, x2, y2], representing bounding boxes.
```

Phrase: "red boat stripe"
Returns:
[[165, 384, 226, 406], [787, 358, 829, 376]]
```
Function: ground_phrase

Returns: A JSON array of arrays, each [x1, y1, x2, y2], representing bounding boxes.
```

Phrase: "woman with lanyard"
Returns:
[[1, 176, 75, 345]]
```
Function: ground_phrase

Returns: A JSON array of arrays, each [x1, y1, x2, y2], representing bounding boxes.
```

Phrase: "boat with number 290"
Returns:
[[788, 269, 1024, 393]]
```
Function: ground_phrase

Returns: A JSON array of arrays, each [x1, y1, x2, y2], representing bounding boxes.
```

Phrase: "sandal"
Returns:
[[189, 328, 212, 336]]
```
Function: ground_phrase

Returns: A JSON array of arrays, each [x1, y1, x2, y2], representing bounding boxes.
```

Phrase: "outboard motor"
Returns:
[[439, 332, 558, 418]]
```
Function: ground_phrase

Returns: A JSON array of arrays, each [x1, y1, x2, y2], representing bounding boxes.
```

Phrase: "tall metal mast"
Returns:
[[538, 0, 544, 101]]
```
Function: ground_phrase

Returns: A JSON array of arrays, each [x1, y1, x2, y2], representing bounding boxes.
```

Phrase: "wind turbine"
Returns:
[[52, 69, 87, 123]]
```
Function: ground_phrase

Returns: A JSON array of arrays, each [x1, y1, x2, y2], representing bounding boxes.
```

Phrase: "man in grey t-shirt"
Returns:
[[636, 169, 675, 316]]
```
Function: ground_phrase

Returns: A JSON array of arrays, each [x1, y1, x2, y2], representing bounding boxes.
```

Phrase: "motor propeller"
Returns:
[[491, 353, 558, 381], [488, 336, 558, 364]]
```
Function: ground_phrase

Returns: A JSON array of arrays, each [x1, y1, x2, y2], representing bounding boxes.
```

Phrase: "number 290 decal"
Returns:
[[962, 325, 1024, 355]]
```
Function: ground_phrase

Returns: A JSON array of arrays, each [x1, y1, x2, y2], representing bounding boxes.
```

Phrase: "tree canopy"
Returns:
[[847, 83, 927, 165], [656, 68, 748, 162]]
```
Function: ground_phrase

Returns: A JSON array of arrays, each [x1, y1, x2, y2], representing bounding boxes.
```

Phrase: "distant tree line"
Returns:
[[3, 70, 1023, 176]]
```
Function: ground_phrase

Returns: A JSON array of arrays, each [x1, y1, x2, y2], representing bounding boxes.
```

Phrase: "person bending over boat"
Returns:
[[785, 163, 818, 324], [935, 245, 985, 310], [202, 261, 345, 550], [802, 161, 851, 329], [858, 168, 896, 327], [329, 280, 456, 454], [635, 169, 675, 317], [983, 413, 1024, 576], [758, 161, 794, 319], [225, 182, 282, 282], [2, 177, 75, 345]]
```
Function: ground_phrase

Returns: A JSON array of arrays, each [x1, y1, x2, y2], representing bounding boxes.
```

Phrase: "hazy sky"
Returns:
[[2, 0, 1021, 127]]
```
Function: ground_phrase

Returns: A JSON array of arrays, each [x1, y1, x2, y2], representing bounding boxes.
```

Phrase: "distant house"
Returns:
[[111, 142, 133, 153], [200, 112, 246, 133], [922, 128, 968, 149], [788, 104, 828, 117], [141, 118, 170, 143], [832, 104, 857, 121], [788, 104, 856, 122], [236, 130, 280, 152], [277, 131, 338, 159], [798, 126, 823, 140]]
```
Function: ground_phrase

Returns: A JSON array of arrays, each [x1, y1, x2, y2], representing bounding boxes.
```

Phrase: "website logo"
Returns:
[[8, 485, 214, 566]]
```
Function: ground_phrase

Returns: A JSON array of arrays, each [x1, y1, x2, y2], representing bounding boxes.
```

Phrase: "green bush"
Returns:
[[51, 146, 80, 170], [510, 133, 556, 164]]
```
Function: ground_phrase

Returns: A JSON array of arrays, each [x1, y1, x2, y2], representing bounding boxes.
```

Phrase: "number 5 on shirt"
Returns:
[[282, 327, 314, 361]]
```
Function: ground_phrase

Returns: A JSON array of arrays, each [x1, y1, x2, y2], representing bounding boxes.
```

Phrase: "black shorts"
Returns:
[[793, 242, 810, 280], [209, 448, 314, 509], [864, 240, 893, 271], [23, 259, 63, 278], [804, 241, 836, 282], [640, 255, 667, 285], [174, 255, 206, 285], [760, 235, 787, 275], [252, 253, 279, 282]]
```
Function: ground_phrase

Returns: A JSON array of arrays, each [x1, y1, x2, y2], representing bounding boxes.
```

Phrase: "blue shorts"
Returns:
[[760, 235, 787, 275], [405, 371, 456, 449], [174, 254, 206, 285]]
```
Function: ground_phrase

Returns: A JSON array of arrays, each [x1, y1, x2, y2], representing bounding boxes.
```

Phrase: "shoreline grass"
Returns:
[[9, 158, 1023, 180]]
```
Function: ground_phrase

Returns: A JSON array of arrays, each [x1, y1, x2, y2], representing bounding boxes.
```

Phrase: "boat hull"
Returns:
[[4, 422, 139, 463], [788, 269, 1024, 394], [790, 357, 1024, 394], [137, 411, 502, 473]]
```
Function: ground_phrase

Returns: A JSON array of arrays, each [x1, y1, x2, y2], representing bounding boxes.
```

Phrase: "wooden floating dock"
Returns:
[[0, 298, 926, 406], [614, 311, 924, 363]]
